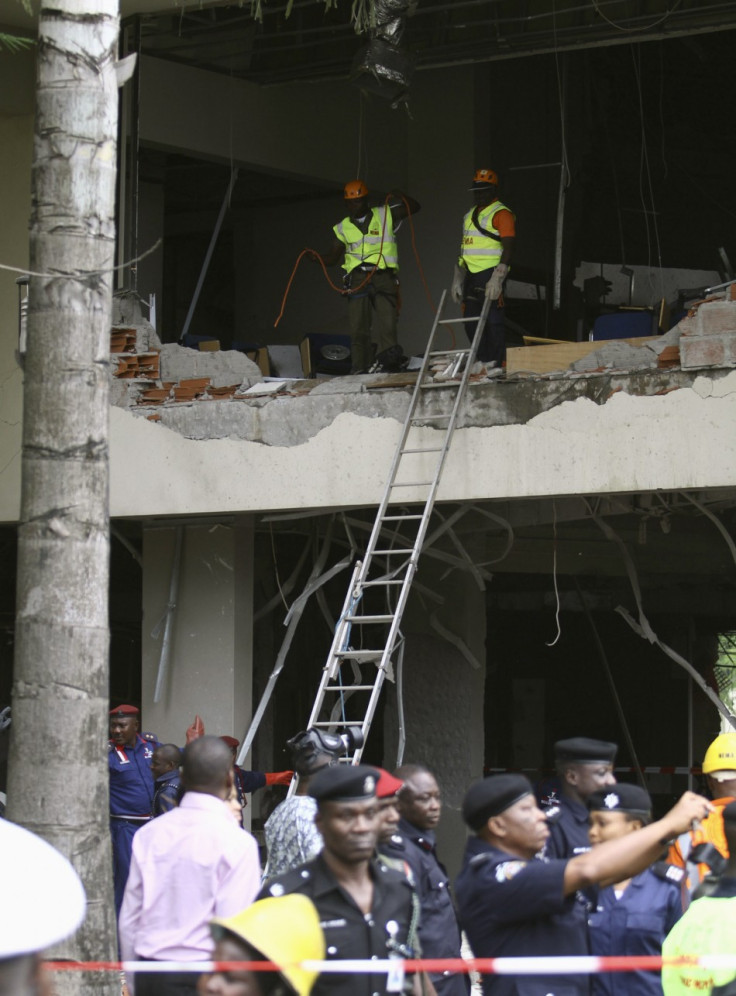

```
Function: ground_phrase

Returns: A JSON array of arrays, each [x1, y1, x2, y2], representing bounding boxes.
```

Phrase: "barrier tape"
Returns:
[[43, 954, 736, 974]]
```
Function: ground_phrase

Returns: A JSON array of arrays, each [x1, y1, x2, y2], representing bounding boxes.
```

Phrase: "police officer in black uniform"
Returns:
[[455, 774, 711, 996], [258, 764, 420, 996], [542, 738, 618, 860], [382, 765, 467, 996]]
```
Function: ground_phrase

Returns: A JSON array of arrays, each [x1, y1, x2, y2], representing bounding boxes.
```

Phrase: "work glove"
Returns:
[[451, 264, 465, 304], [485, 263, 509, 302], [265, 769, 294, 786]]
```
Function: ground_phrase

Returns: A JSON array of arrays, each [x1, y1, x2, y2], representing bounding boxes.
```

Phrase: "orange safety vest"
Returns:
[[668, 795, 733, 888]]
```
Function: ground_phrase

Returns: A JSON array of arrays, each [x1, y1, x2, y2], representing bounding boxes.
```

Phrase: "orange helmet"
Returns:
[[469, 168, 498, 190], [344, 179, 369, 200]]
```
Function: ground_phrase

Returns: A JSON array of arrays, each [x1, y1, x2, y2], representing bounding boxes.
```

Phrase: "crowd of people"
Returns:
[[2, 714, 736, 996]]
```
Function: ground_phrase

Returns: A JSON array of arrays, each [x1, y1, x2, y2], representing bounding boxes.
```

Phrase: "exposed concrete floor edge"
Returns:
[[129, 366, 736, 447]]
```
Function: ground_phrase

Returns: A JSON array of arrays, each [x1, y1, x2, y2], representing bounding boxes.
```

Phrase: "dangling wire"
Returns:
[[545, 499, 562, 647]]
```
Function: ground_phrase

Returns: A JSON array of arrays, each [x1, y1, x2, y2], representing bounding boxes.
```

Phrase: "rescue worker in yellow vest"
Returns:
[[317, 180, 420, 373], [451, 168, 516, 368]]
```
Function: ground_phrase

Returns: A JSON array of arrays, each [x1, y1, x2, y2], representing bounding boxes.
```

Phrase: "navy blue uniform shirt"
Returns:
[[588, 863, 685, 996], [381, 818, 467, 996], [543, 793, 592, 860], [108, 732, 159, 817], [455, 835, 590, 996]]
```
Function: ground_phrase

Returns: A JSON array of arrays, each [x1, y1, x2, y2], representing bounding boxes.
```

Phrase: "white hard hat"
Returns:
[[0, 818, 86, 958]]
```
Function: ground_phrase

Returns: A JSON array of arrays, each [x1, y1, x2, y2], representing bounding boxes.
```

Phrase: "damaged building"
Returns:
[[1, 0, 736, 869]]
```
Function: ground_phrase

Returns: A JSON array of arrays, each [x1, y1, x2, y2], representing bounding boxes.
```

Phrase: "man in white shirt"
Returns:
[[119, 735, 261, 996]]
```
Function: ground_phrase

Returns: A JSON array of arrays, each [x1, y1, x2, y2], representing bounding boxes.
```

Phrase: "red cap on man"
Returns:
[[109, 704, 139, 717], [375, 768, 403, 799]]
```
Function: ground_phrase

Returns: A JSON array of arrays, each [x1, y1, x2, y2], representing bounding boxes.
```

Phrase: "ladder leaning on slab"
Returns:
[[289, 289, 494, 781]]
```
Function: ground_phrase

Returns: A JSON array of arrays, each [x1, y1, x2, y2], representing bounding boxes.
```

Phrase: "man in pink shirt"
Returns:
[[119, 735, 261, 996]]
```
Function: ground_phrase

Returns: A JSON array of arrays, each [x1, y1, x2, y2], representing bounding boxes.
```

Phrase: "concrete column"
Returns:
[[384, 565, 486, 877], [141, 517, 254, 753]]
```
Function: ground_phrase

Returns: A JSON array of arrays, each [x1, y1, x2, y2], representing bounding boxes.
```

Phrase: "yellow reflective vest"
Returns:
[[662, 894, 736, 995], [334, 206, 398, 274], [458, 200, 513, 273]]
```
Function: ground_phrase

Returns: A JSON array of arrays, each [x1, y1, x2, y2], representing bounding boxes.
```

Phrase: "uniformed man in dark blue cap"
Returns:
[[382, 765, 467, 996], [455, 773, 711, 996], [542, 737, 618, 860], [587, 783, 686, 996], [258, 763, 421, 996], [108, 704, 161, 916]]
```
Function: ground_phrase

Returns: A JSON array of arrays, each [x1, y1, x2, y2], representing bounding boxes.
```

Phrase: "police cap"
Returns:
[[309, 763, 379, 804], [462, 774, 534, 832], [109, 703, 139, 717], [554, 737, 617, 765], [588, 783, 652, 818], [220, 735, 239, 749]]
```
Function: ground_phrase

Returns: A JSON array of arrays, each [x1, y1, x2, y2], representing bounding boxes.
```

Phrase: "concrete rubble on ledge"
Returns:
[[108, 293, 736, 447]]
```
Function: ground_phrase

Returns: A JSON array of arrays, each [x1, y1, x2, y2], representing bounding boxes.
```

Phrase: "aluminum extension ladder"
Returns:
[[293, 290, 494, 778]]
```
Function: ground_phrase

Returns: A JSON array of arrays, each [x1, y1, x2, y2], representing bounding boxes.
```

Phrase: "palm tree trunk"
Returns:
[[7, 2, 120, 993]]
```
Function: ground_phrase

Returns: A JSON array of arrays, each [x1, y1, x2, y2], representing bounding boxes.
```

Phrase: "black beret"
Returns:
[[555, 737, 617, 764], [587, 783, 652, 816], [462, 774, 533, 832], [309, 764, 379, 803]]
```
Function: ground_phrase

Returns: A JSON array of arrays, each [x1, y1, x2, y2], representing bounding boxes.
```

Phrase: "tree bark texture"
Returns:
[[7, 2, 120, 994]]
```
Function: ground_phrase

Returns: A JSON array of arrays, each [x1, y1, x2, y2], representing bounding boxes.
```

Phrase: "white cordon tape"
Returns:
[[43, 955, 736, 975]]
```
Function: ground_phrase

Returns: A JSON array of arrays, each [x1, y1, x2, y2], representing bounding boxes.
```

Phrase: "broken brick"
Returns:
[[680, 332, 736, 368], [657, 346, 680, 368], [694, 300, 736, 336]]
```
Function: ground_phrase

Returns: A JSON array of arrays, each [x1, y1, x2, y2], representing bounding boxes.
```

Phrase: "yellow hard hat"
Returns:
[[702, 733, 736, 775], [210, 895, 325, 996]]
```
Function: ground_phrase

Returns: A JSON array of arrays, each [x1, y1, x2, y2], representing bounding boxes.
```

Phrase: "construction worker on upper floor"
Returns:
[[314, 179, 420, 374], [668, 731, 736, 893], [451, 168, 516, 370]]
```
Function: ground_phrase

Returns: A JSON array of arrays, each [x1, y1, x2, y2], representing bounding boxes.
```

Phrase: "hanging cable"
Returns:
[[546, 499, 562, 647]]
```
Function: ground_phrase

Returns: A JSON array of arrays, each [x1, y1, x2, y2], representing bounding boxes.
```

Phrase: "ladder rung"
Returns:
[[362, 579, 405, 586], [345, 614, 395, 623], [428, 348, 470, 357], [380, 514, 423, 521], [324, 685, 378, 691], [420, 381, 464, 390], [372, 548, 414, 555], [439, 316, 476, 324], [411, 414, 450, 422], [334, 650, 384, 659], [400, 447, 443, 454], [390, 482, 432, 488], [310, 721, 359, 728]]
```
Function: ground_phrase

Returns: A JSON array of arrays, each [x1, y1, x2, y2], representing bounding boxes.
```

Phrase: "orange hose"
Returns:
[[274, 192, 455, 347]]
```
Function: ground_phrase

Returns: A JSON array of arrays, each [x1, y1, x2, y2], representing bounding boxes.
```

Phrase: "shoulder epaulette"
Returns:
[[651, 861, 686, 885], [469, 852, 494, 868], [141, 732, 158, 742]]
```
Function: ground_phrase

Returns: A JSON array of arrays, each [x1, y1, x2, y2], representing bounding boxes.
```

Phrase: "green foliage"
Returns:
[[0, 33, 34, 53]]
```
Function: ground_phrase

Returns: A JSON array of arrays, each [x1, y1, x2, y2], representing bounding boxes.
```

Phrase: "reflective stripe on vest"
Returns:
[[334, 205, 399, 274], [458, 200, 513, 273]]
